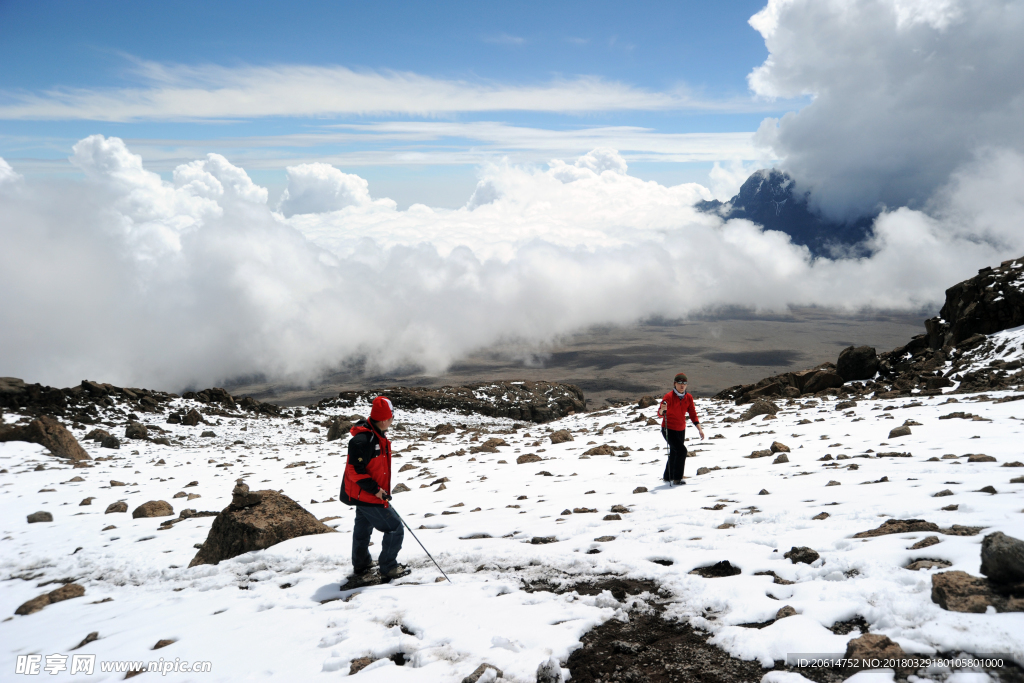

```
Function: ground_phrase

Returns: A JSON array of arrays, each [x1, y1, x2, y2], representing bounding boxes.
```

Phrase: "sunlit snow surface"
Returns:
[[2, 385, 1023, 682]]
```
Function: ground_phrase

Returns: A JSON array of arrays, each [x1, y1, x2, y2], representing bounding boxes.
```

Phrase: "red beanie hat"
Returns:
[[369, 396, 393, 422]]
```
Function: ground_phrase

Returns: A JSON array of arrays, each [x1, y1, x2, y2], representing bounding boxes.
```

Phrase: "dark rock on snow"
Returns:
[[784, 546, 820, 564], [0, 415, 90, 461], [189, 481, 335, 567], [980, 531, 1024, 586], [27, 511, 53, 523], [15, 583, 85, 616]]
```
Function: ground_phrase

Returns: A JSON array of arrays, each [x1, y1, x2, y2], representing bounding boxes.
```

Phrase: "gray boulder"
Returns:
[[980, 532, 1024, 586]]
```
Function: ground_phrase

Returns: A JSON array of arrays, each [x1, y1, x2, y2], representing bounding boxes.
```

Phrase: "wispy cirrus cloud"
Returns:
[[0, 59, 784, 122]]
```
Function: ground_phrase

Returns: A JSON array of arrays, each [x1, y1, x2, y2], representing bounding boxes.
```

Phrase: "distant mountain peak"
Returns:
[[697, 169, 874, 258]]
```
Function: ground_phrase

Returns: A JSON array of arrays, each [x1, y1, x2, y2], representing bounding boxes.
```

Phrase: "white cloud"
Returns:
[[748, 0, 1024, 220], [2, 137, 1022, 391], [277, 163, 376, 217], [0, 61, 756, 122]]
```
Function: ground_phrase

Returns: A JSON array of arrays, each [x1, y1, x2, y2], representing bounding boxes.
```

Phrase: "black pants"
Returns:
[[662, 428, 687, 481]]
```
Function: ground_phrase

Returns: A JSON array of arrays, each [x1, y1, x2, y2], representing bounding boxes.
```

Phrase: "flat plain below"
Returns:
[[228, 307, 929, 407]]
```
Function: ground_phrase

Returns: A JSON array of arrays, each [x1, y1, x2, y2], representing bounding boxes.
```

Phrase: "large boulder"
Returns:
[[325, 416, 354, 442], [980, 532, 1024, 586], [133, 500, 173, 518], [740, 399, 778, 421], [798, 368, 845, 394], [188, 482, 335, 567], [837, 346, 879, 381], [0, 415, 90, 461], [124, 421, 148, 440]]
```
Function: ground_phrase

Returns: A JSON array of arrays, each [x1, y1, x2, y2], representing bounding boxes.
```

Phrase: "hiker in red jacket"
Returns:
[[657, 373, 704, 485], [341, 396, 406, 579]]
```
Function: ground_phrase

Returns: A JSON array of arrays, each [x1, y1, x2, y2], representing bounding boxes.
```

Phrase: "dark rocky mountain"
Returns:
[[714, 255, 1024, 403], [696, 169, 875, 257]]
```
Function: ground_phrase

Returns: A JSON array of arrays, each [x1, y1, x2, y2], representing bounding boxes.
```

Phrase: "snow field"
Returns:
[[1, 387, 1023, 681]]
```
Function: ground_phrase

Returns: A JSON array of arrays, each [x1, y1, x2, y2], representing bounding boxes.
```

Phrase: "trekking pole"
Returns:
[[386, 498, 453, 583]]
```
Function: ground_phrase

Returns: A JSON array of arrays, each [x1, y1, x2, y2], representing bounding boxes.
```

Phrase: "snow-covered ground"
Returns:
[[2, 386, 1023, 682]]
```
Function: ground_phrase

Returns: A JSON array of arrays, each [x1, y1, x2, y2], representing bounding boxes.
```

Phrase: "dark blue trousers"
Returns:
[[352, 504, 404, 574]]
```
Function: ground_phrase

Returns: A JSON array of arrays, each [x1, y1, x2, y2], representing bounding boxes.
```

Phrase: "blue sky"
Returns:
[[0, 0, 797, 207]]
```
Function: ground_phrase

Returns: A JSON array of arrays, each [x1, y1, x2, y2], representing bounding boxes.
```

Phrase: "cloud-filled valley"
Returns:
[[2, 135, 1023, 392], [2, 0, 1024, 393]]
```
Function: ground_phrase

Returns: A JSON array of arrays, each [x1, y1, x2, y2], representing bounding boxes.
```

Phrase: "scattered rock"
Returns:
[[905, 559, 952, 570], [200, 430, 216, 438], [516, 454, 543, 464], [931, 570, 1024, 613], [748, 449, 772, 458], [583, 445, 615, 456], [775, 606, 797, 619], [772, 453, 789, 464], [934, 489, 954, 497], [769, 441, 790, 453], [888, 426, 912, 438], [812, 512, 830, 520], [976, 485, 998, 494], [392, 483, 411, 493], [911, 536, 941, 549], [0, 415, 91, 461], [632, 487, 647, 494], [153, 639, 176, 650], [100, 435, 120, 449], [461, 663, 503, 683], [689, 560, 741, 578], [637, 396, 658, 409], [531, 536, 557, 545], [189, 482, 335, 567], [784, 546, 819, 564], [15, 583, 85, 615], [79, 497, 94, 506], [968, 454, 997, 463], [696, 467, 711, 476], [603, 514, 621, 521], [758, 489, 770, 495], [834, 400, 857, 411], [594, 535, 616, 542], [105, 501, 127, 514], [27, 511, 53, 523], [980, 532, 1024, 585], [73, 632, 99, 650], [549, 429, 573, 444], [826, 480, 840, 486], [124, 421, 148, 440], [844, 634, 909, 673], [181, 408, 205, 426], [853, 518, 940, 538]]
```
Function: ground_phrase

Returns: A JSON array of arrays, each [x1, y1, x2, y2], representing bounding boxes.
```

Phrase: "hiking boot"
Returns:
[[383, 565, 410, 580], [672, 480, 684, 486]]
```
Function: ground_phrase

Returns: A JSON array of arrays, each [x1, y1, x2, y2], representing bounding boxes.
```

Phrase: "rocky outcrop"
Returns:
[[0, 377, 281, 426], [328, 380, 585, 423], [188, 482, 335, 567], [0, 415, 90, 461], [932, 571, 1024, 613], [325, 416, 355, 442], [925, 257, 1024, 348], [714, 256, 1024, 402]]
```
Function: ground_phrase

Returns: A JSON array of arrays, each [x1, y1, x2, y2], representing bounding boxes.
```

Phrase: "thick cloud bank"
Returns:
[[750, 0, 1024, 220], [1, 137, 1023, 391]]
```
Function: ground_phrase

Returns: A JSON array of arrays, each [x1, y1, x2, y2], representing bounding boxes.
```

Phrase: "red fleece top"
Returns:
[[660, 390, 699, 431]]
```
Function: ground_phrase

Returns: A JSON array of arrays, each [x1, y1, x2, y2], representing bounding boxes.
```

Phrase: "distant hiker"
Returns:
[[657, 373, 704, 485], [340, 396, 406, 580]]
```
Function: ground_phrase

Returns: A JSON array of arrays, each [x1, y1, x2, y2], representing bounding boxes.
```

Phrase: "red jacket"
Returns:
[[340, 420, 392, 507], [660, 390, 699, 431]]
